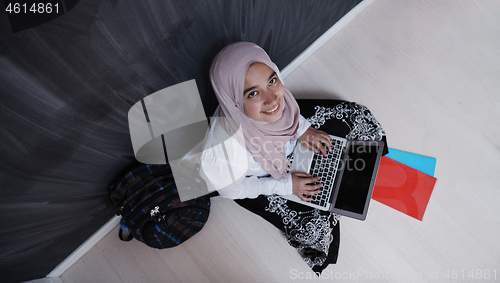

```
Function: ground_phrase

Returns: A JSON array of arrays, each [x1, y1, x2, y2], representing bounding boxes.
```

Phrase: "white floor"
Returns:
[[59, 0, 500, 282]]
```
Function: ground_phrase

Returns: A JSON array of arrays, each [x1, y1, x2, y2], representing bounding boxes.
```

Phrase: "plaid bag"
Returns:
[[108, 163, 210, 249]]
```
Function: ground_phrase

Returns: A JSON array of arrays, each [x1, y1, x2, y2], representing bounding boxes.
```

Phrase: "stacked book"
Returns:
[[372, 148, 437, 221]]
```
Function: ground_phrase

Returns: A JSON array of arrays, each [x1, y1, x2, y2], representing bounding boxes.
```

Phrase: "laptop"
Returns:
[[283, 135, 385, 220]]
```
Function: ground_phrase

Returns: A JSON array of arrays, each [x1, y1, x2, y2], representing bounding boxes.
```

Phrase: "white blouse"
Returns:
[[199, 114, 311, 199]]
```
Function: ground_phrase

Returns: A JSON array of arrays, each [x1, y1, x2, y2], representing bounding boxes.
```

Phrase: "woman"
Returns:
[[201, 42, 387, 273]]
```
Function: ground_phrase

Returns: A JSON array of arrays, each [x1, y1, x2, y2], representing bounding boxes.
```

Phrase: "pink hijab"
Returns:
[[209, 42, 300, 179]]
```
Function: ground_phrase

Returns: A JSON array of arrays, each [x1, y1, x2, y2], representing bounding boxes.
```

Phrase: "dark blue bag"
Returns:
[[108, 163, 210, 249]]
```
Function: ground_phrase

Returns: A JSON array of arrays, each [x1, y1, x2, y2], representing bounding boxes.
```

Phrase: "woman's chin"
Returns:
[[266, 111, 283, 123]]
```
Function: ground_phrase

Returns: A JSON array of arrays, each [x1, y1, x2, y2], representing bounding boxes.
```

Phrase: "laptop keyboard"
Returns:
[[308, 137, 346, 208]]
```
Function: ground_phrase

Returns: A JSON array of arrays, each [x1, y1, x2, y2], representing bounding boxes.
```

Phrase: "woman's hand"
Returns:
[[298, 127, 332, 157], [292, 172, 323, 201]]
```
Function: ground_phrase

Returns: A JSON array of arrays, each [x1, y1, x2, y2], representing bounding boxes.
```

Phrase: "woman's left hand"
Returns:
[[298, 127, 332, 157]]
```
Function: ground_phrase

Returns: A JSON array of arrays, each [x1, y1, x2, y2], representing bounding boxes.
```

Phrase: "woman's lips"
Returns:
[[262, 102, 280, 115]]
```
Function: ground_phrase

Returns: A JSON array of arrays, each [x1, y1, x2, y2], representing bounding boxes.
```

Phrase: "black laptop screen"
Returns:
[[333, 142, 380, 214]]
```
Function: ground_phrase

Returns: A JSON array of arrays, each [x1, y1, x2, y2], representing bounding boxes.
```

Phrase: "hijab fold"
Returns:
[[209, 42, 300, 179]]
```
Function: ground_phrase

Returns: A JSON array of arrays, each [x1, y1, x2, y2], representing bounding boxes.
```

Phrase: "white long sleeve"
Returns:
[[200, 114, 311, 199], [217, 171, 293, 199]]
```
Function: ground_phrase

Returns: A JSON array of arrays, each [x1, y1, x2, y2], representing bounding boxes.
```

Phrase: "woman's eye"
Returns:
[[269, 78, 277, 85], [248, 91, 258, 98]]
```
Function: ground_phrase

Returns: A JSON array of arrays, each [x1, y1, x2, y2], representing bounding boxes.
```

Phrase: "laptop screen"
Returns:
[[333, 142, 381, 214]]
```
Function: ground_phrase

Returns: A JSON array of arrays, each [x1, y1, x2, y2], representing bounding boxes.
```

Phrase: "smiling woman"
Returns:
[[200, 41, 388, 273], [201, 42, 331, 273]]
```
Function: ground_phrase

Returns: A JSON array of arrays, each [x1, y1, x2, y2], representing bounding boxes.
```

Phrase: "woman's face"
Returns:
[[243, 62, 284, 122]]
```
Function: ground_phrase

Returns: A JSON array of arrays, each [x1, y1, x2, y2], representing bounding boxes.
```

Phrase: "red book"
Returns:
[[372, 156, 437, 221]]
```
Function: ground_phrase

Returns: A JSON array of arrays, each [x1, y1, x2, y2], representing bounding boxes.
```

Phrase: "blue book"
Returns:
[[385, 148, 437, 177]]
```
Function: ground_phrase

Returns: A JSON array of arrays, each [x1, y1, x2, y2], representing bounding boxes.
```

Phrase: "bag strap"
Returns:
[[205, 191, 219, 198], [117, 173, 173, 215]]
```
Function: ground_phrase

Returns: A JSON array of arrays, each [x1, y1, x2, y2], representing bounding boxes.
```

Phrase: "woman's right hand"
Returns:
[[292, 172, 323, 201]]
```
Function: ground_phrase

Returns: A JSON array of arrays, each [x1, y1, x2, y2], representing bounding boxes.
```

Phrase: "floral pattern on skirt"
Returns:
[[235, 99, 387, 273]]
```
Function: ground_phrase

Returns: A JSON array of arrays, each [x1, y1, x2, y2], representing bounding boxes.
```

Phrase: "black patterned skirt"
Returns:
[[235, 99, 388, 273]]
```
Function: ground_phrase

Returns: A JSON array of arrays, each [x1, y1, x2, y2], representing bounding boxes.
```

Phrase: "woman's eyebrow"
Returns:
[[243, 71, 278, 95], [269, 71, 277, 80], [244, 86, 256, 95]]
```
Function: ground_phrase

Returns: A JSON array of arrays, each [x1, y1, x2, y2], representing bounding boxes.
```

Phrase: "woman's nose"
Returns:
[[262, 89, 277, 104]]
